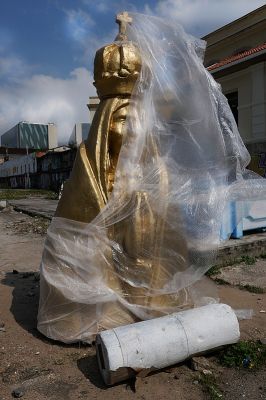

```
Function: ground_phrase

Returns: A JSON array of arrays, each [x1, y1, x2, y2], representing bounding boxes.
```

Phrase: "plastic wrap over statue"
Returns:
[[38, 13, 266, 343]]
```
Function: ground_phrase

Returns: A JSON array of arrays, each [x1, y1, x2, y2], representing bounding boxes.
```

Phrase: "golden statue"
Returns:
[[38, 12, 188, 343]]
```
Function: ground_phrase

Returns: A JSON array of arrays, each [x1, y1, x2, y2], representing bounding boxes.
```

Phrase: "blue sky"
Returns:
[[0, 0, 265, 143]]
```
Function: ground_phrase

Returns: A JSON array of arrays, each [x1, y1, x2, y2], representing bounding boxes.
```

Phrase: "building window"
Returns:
[[226, 91, 238, 125]]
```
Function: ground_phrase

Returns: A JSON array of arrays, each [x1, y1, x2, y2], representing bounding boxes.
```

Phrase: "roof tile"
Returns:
[[207, 43, 266, 71]]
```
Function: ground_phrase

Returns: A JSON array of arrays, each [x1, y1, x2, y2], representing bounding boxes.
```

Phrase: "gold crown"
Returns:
[[93, 41, 142, 100]]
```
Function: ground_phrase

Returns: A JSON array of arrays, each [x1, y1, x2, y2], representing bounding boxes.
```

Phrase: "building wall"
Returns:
[[19, 123, 48, 149], [250, 62, 266, 143], [33, 149, 76, 191], [0, 148, 76, 190], [0, 153, 37, 188], [68, 123, 90, 147], [0, 153, 37, 178], [87, 97, 100, 123], [218, 68, 252, 142], [1, 122, 58, 150], [48, 124, 58, 149], [217, 61, 266, 146], [1, 125, 18, 147], [75, 123, 90, 144]]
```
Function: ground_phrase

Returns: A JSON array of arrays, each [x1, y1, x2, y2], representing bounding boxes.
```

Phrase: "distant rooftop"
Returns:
[[208, 42, 266, 72], [18, 121, 55, 126]]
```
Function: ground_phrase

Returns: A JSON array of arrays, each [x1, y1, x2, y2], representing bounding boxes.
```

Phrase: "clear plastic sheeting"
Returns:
[[38, 13, 266, 343]]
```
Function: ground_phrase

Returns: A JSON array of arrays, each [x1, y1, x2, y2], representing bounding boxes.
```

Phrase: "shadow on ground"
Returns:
[[1, 270, 42, 338], [1, 270, 91, 350], [77, 355, 106, 389], [77, 355, 137, 391]]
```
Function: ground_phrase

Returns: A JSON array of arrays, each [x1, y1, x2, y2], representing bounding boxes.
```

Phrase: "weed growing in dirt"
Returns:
[[0, 189, 57, 200], [241, 255, 256, 265], [206, 265, 221, 277], [238, 284, 265, 294], [213, 278, 229, 285], [198, 374, 223, 399], [219, 341, 266, 369], [206, 255, 257, 278]]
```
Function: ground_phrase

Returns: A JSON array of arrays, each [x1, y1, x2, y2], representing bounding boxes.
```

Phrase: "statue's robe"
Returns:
[[38, 97, 188, 343]]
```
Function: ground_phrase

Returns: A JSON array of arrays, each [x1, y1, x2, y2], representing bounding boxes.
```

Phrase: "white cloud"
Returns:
[[0, 55, 32, 82], [0, 67, 96, 145], [151, 0, 266, 36], [81, 0, 110, 13], [65, 6, 117, 65], [65, 8, 95, 42]]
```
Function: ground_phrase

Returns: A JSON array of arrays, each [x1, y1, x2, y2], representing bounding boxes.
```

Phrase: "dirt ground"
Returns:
[[0, 208, 266, 400]]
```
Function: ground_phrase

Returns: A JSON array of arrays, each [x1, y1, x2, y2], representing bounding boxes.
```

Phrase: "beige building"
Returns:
[[204, 5, 266, 172], [87, 96, 100, 123]]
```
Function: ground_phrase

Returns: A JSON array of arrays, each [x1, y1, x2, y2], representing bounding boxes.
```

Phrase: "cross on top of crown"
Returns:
[[116, 11, 132, 40]]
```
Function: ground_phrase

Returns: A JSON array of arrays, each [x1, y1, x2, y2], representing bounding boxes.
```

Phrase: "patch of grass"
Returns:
[[225, 257, 242, 266], [44, 191, 58, 199], [207, 254, 259, 278], [219, 341, 266, 369], [241, 255, 256, 265], [213, 278, 229, 285], [238, 284, 265, 294], [0, 189, 57, 200], [206, 265, 221, 277], [198, 374, 223, 400]]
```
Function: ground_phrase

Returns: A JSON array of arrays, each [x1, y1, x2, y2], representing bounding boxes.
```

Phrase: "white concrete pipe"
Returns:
[[96, 303, 240, 385]]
